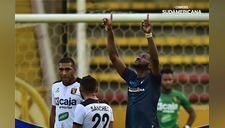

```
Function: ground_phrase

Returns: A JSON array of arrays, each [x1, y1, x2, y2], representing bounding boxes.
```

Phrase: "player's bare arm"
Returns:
[[142, 14, 160, 76], [50, 106, 56, 128], [102, 13, 126, 75], [185, 106, 196, 127]]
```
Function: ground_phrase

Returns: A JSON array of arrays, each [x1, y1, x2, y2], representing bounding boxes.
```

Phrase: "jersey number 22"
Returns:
[[92, 113, 109, 128]]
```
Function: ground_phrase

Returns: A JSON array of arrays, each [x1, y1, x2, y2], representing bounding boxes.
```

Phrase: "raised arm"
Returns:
[[102, 13, 126, 75], [142, 14, 160, 76]]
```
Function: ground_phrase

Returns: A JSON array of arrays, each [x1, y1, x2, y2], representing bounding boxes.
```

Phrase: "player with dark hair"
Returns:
[[58, 57, 76, 69], [50, 57, 83, 128], [157, 68, 196, 128], [73, 75, 114, 128], [102, 13, 161, 128]]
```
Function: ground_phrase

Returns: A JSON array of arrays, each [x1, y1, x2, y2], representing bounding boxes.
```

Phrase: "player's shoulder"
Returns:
[[80, 99, 109, 107], [72, 77, 82, 88], [172, 89, 186, 97], [76, 77, 81, 83], [52, 80, 62, 87], [72, 77, 81, 86], [172, 89, 182, 94], [53, 80, 62, 84], [51, 81, 62, 92]]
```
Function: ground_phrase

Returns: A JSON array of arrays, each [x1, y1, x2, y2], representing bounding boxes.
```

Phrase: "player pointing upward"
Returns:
[[102, 13, 161, 128]]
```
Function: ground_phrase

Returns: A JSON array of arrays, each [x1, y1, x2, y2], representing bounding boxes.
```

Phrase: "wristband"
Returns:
[[145, 33, 152, 38], [184, 125, 190, 128]]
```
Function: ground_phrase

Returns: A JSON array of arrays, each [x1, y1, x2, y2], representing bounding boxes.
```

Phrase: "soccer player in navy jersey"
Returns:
[[102, 13, 161, 128]]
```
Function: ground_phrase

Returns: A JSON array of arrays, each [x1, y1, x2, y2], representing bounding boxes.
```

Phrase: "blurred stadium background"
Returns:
[[15, 0, 209, 127]]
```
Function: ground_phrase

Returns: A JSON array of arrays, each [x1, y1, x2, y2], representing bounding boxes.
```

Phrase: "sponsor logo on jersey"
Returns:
[[55, 97, 76, 106], [55, 88, 60, 93], [129, 80, 134, 85], [140, 80, 145, 84], [128, 87, 145, 92], [161, 114, 172, 123], [55, 97, 59, 105], [157, 102, 178, 113], [128, 80, 145, 92], [58, 112, 69, 121], [173, 96, 178, 102], [71, 88, 77, 94]]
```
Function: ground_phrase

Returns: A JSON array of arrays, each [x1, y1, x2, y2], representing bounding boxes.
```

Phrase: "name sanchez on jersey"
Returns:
[[90, 105, 110, 112]]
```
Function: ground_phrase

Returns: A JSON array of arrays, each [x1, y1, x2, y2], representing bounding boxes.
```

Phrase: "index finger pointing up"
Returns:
[[147, 13, 149, 21], [110, 12, 113, 20]]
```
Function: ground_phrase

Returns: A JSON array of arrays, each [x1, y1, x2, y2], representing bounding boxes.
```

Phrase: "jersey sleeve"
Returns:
[[149, 70, 161, 82], [121, 67, 137, 87], [180, 93, 191, 109], [51, 85, 56, 106], [109, 107, 114, 123], [73, 104, 86, 125]]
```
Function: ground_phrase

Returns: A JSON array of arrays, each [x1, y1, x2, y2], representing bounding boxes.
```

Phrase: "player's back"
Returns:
[[73, 99, 114, 128]]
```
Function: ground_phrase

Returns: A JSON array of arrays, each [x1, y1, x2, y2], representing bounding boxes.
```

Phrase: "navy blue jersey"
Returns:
[[121, 67, 161, 128]]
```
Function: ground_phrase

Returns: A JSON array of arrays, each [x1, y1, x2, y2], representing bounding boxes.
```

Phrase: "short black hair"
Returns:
[[58, 57, 76, 68], [80, 75, 97, 92], [161, 68, 173, 75]]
